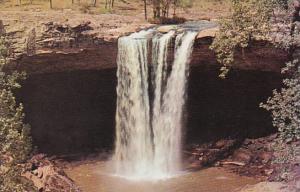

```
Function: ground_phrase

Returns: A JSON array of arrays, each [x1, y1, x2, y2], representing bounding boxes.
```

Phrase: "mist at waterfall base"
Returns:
[[112, 29, 197, 181]]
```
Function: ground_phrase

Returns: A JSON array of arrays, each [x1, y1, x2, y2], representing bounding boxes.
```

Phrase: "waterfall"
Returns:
[[114, 29, 197, 180], [114, 30, 154, 178]]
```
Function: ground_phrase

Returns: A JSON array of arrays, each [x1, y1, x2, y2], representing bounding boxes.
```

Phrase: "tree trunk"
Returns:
[[143, 0, 147, 20], [111, 0, 114, 8], [92, 0, 96, 7], [173, 0, 177, 17], [161, 0, 171, 18], [105, 0, 108, 9], [153, 0, 161, 18]]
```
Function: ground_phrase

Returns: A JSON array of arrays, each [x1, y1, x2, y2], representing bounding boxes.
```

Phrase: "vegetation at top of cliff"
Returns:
[[0, 32, 34, 191], [0, 0, 231, 21], [210, 0, 281, 78]]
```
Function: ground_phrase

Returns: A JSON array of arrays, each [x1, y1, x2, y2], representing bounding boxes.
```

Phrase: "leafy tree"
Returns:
[[210, 0, 275, 78], [105, 0, 114, 10], [150, 0, 191, 19], [0, 29, 33, 192]]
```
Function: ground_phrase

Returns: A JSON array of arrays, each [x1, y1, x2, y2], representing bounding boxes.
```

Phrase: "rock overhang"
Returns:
[[0, 11, 289, 74]]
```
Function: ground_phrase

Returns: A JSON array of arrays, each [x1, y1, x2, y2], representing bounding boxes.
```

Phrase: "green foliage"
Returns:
[[261, 60, 300, 142], [271, 141, 300, 181], [210, 0, 275, 78], [210, 0, 300, 166], [0, 33, 33, 192]]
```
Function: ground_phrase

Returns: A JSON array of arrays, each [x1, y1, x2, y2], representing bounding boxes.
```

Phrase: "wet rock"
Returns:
[[185, 139, 239, 170]]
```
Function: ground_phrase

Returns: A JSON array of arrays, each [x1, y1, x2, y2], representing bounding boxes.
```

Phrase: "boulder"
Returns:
[[22, 155, 81, 192], [157, 25, 177, 33], [197, 27, 219, 39], [239, 182, 287, 192]]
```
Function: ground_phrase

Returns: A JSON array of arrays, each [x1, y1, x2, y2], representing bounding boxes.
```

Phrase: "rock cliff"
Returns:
[[0, 11, 289, 74]]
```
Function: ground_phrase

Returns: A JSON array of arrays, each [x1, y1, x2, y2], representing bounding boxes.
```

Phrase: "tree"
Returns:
[[92, 0, 97, 7], [210, 0, 275, 78], [143, 0, 147, 20], [105, 0, 114, 10], [0, 26, 33, 192], [153, 0, 161, 18], [161, 0, 172, 17]]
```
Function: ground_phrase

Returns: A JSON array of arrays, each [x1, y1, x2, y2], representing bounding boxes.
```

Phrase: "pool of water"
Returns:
[[65, 161, 258, 192]]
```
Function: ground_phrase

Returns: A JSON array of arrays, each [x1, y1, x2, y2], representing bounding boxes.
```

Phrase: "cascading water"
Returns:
[[114, 29, 197, 180]]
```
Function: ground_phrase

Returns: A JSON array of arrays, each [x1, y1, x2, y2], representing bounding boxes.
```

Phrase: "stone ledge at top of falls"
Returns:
[[0, 11, 153, 57], [157, 21, 219, 39], [0, 11, 289, 74]]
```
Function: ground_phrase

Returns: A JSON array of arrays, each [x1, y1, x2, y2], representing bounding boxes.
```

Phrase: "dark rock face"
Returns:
[[16, 66, 282, 155], [16, 69, 117, 155], [186, 66, 282, 144]]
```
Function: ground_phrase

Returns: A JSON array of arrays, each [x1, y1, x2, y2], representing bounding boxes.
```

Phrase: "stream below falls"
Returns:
[[65, 161, 258, 192]]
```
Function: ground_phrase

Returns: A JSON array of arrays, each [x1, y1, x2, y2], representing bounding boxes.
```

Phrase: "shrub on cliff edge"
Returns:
[[0, 31, 34, 192]]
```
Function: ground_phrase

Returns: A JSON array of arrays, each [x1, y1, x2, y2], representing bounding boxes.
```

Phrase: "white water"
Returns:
[[114, 30, 197, 180]]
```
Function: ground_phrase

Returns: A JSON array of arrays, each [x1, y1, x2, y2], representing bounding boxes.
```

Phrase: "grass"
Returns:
[[0, 0, 231, 19]]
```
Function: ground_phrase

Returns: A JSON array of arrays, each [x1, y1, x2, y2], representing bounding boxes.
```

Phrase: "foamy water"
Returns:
[[113, 30, 197, 180]]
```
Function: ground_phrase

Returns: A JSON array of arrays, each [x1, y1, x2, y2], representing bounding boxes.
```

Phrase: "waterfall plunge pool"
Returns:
[[64, 160, 259, 192]]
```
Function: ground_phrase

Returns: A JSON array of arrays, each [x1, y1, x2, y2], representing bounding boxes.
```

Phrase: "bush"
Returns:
[[0, 32, 34, 192], [260, 60, 300, 142]]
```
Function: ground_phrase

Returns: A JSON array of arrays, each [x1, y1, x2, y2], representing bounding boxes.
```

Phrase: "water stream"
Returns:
[[114, 30, 197, 180]]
